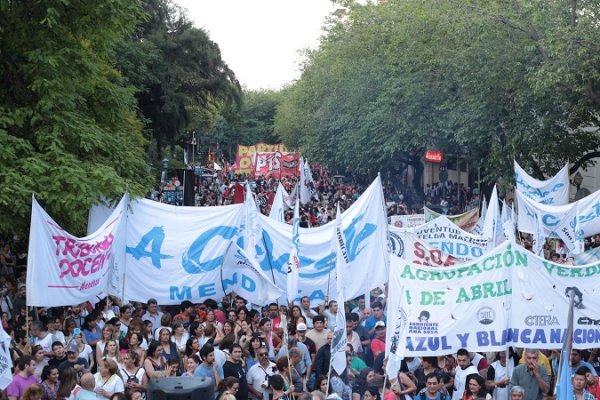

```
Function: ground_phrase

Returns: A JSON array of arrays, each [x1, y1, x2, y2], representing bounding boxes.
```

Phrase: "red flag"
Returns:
[[233, 183, 245, 204]]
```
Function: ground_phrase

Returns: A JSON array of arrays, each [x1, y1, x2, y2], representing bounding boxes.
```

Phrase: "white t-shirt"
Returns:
[[78, 344, 94, 364], [247, 361, 276, 400], [120, 366, 145, 386], [34, 332, 55, 359], [452, 365, 478, 400], [94, 373, 125, 399]]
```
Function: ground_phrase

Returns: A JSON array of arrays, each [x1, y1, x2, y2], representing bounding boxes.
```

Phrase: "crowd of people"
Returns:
[[0, 275, 598, 400], [1, 163, 596, 400]]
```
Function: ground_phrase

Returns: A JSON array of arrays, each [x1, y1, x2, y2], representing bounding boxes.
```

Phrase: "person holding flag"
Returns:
[[326, 203, 349, 393], [287, 198, 301, 305]]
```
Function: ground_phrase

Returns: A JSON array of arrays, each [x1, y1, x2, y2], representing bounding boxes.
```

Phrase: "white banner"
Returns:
[[390, 214, 425, 229], [123, 199, 246, 304], [514, 161, 569, 205], [387, 242, 513, 356], [388, 231, 458, 267], [516, 190, 598, 252], [221, 243, 284, 305], [511, 250, 600, 350], [391, 215, 488, 260], [387, 241, 600, 357], [27, 194, 128, 306], [258, 176, 389, 305]]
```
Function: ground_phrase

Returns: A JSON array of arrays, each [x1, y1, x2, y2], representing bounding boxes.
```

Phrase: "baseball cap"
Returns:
[[296, 323, 307, 331], [375, 321, 386, 329], [66, 341, 78, 353]]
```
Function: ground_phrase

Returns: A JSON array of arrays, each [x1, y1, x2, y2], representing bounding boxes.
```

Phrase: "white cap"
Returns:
[[296, 323, 307, 331]]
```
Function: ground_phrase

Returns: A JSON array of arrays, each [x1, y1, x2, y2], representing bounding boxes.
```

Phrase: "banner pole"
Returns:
[[325, 359, 333, 395]]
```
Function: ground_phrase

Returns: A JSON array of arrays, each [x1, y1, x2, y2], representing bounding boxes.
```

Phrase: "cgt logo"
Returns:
[[477, 307, 495, 325]]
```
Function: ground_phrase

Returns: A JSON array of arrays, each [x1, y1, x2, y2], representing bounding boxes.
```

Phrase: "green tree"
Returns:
[[275, 0, 600, 192], [117, 0, 243, 161], [0, 0, 152, 235]]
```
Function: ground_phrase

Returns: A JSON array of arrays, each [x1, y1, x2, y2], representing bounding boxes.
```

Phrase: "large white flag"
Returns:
[[0, 324, 12, 389], [330, 204, 348, 376], [482, 186, 503, 249], [269, 183, 289, 223], [221, 243, 284, 305], [287, 199, 301, 303], [244, 182, 261, 262], [27, 193, 128, 306], [514, 161, 569, 205], [299, 158, 316, 204]]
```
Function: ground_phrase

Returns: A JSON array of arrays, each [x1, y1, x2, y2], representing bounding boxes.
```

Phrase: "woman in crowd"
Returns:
[[172, 321, 189, 354], [205, 310, 223, 330], [32, 345, 48, 379], [127, 319, 149, 351], [143, 321, 153, 342], [157, 328, 178, 362], [56, 367, 80, 400], [73, 332, 95, 372], [259, 318, 280, 360], [120, 350, 147, 398], [236, 308, 248, 325], [315, 375, 331, 396], [462, 374, 491, 400], [248, 310, 261, 332], [275, 356, 303, 398], [82, 314, 101, 349], [144, 340, 167, 379], [94, 358, 125, 400], [187, 321, 202, 344], [97, 325, 116, 361], [223, 320, 236, 337], [245, 334, 264, 371], [153, 314, 172, 341], [352, 367, 376, 400], [20, 384, 43, 400], [363, 386, 381, 400], [40, 365, 60, 400], [62, 319, 76, 345], [217, 376, 240, 400], [237, 319, 254, 349], [182, 354, 200, 377], [126, 332, 146, 362], [290, 306, 303, 329], [183, 337, 200, 366], [102, 339, 122, 367]]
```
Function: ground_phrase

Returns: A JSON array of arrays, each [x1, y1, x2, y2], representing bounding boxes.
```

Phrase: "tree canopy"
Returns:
[[275, 0, 600, 186], [0, 0, 152, 234]]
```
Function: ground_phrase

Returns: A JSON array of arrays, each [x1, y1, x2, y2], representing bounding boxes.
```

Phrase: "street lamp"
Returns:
[[161, 158, 169, 186], [573, 171, 583, 190]]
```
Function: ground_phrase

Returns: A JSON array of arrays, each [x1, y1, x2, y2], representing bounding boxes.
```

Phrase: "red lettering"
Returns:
[[414, 242, 426, 258]]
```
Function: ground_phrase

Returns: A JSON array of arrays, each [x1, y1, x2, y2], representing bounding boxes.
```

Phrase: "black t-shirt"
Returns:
[[223, 360, 248, 400], [48, 356, 67, 369], [300, 337, 316, 357]]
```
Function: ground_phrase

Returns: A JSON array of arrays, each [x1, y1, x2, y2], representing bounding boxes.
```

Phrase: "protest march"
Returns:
[[1, 157, 599, 400]]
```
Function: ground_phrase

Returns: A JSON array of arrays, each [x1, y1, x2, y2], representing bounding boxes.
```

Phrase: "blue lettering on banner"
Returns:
[[260, 212, 377, 279], [182, 226, 239, 273], [222, 273, 257, 293], [514, 174, 564, 204], [126, 226, 173, 269], [128, 210, 377, 281], [169, 283, 216, 300]]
